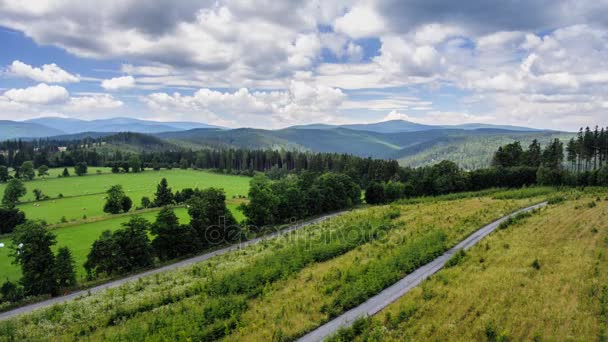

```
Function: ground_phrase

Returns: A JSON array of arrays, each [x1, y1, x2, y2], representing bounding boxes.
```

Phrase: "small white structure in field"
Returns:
[[0, 243, 4, 248]]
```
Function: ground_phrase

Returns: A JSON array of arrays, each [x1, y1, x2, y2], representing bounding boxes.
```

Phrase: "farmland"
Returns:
[[0, 188, 553, 340], [0, 168, 250, 283]]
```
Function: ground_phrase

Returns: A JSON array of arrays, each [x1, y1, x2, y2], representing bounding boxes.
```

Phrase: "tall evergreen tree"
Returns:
[[151, 208, 200, 260], [55, 247, 77, 289], [154, 178, 174, 206]]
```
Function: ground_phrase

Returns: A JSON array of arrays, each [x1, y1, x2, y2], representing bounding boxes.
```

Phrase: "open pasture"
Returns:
[[0, 168, 250, 224]]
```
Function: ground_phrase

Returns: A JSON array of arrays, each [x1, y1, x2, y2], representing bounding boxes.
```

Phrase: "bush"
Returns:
[[445, 249, 466, 268]]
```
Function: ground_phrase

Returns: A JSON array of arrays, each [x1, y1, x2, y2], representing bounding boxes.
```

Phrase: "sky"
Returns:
[[0, 0, 607, 130]]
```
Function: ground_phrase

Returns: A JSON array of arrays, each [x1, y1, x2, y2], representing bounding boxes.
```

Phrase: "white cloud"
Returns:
[[65, 94, 123, 111], [144, 80, 345, 127], [121, 64, 172, 76], [3, 83, 69, 104], [1, 1, 608, 130], [8, 60, 80, 83], [101, 76, 136, 90], [382, 110, 412, 121], [334, 6, 385, 38]]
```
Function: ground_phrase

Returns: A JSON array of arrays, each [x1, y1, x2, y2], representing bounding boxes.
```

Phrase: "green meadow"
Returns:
[[0, 168, 250, 224], [0, 168, 250, 282]]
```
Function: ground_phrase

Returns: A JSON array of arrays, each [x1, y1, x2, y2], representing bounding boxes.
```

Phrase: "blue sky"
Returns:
[[0, 1, 607, 130]]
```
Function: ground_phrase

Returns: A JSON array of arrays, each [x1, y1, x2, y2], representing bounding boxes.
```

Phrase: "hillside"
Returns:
[[24, 117, 222, 134], [330, 191, 607, 341], [0, 120, 65, 139], [291, 120, 540, 133], [1, 117, 574, 169], [157, 127, 573, 169]]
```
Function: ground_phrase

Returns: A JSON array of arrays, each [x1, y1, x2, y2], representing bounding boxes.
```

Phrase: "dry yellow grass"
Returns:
[[342, 191, 608, 341], [225, 196, 540, 341]]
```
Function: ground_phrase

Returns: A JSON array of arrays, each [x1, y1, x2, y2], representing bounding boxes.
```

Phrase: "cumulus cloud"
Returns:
[[8, 60, 79, 83], [144, 80, 345, 127], [101, 76, 136, 90], [65, 94, 123, 111], [3, 83, 69, 104], [334, 6, 385, 38], [2, 1, 608, 129]]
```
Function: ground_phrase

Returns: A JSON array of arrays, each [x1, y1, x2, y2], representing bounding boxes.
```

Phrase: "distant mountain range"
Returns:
[[155, 127, 573, 169], [0, 117, 573, 169], [292, 120, 542, 133], [19, 117, 221, 136], [0, 117, 545, 140]]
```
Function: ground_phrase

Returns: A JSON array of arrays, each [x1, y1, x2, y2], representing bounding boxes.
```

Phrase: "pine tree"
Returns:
[[55, 247, 76, 289], [154, 178, 174, 206]]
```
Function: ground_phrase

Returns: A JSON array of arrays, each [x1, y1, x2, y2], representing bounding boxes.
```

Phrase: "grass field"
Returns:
[[0, 203, 245, 283], [329, 189, 608, 341], [0, 168, 250, 224], [0, 168, 250, 283], [0, 189, 554, 341], [225, 196, 542, 341]]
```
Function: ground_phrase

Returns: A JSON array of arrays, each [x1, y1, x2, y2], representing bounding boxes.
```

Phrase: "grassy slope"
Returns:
[[225, 196, 544, 341], [0, 168, 250, 224], [335, 189, 608, 341], [0, 191, 547, 340]]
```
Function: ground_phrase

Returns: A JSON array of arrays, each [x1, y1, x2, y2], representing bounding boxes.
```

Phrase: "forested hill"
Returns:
[[2, 123, 573, 169], [156, 127, 573, 169]]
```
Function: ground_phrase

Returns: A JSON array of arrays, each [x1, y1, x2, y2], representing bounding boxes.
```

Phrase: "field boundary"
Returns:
[[0, 210, 349, 321], [298, 201, 548, 342]]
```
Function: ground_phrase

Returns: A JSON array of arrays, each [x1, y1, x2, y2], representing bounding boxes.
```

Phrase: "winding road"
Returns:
[[0, 211, 346, 321], [298, 201, 547, 342]]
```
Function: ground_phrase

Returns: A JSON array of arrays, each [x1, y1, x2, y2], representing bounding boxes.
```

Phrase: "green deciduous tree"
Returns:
[[240, 174, 278, 227], [103, 185, 131, 214], [188, 188, 238, 245], [37, 165, 49, 178], [365, 182, 386, 204], [129, 155, 142, 173], [20, 161, 35, 180], [2, 179, 26, 208], [74, 162, 88, 176], [0, 207, 26, 234], [11, 221, 58, 296], [85, 217, 153, 278]]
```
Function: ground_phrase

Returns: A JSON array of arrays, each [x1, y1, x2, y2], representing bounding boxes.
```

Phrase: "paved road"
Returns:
[[0, 211, 346, 321], [298, 202, 548, 342]]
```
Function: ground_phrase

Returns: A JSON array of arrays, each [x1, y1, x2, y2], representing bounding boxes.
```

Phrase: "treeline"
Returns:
[[0, 134, 401, 186], [1, 170, 363, 304], [241, 172, 361, 226], [364, 127, 608, 205], [565, 126, 608, 171]]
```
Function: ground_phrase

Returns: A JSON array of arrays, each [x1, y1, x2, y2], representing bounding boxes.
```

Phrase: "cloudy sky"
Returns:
[[0, 0, 607, 130]]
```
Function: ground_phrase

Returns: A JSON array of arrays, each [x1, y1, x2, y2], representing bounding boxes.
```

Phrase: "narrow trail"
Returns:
[[0, 211, 346, 321], [298, 201, 548, 342]]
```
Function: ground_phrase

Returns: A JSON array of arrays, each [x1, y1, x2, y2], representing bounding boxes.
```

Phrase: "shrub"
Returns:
[[445, 249, 466, 268]]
